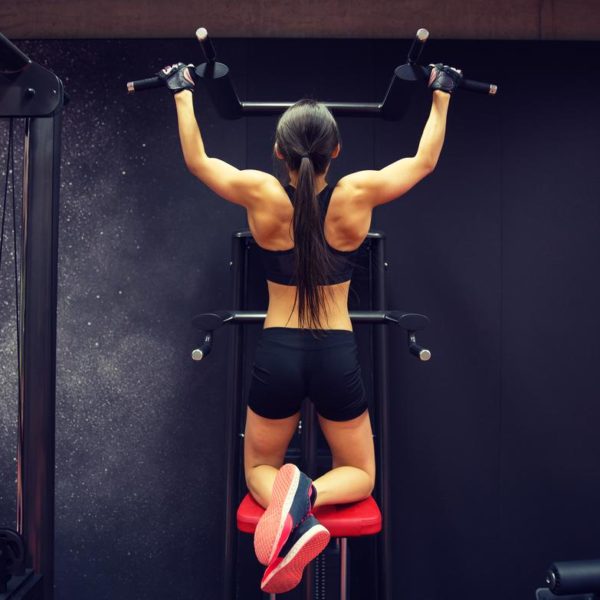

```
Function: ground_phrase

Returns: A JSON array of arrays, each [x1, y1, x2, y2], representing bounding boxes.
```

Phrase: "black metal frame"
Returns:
[[536, 589, 598, 600], [126, 30, 432, 121], [539, 559, 600, 600], [0, 33, 65, 600], [127, 27, 498, 118], [192, 230, 431, 600]]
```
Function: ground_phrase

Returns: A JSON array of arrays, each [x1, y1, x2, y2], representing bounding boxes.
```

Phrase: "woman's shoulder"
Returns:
[[326, 176, 373, 246], [329, 174, 372, 212], [333, 172, 373, 204]]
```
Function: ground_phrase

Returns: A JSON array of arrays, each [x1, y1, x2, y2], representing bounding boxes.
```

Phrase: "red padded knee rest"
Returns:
[[236, 493, 382, 538]]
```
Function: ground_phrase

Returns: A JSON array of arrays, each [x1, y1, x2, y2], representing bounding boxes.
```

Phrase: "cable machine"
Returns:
[[0, 33, 66, 600]]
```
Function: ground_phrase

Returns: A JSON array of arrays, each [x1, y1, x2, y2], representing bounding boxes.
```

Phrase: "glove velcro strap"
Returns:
[[428, 63, 462, 93]]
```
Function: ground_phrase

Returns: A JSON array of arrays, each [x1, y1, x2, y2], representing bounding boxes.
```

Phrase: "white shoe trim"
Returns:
[[268, 466, 300, 563], [262, 524, 329, 587]]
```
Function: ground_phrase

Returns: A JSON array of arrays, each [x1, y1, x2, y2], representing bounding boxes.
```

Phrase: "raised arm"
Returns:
[[161, 63, 276, 208], [340, 65, 462, 208]]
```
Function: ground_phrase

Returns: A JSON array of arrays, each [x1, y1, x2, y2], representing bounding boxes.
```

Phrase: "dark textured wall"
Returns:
[[0, 37, 599, 600]]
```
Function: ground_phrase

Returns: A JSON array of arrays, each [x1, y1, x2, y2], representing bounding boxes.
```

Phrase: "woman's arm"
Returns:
[[338, 90, 451, 209], [413, 89, 451, 171], [172, 87, 277, 208], [338, 63, 463, 208]]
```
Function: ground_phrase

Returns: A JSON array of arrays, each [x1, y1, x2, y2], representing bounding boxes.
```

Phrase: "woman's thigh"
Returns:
[[318, 410, 376, 480], [243, 407, 300, 473]]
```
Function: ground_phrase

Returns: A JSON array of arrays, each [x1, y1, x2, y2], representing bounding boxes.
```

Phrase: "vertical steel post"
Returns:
[[340, 538, 348, 600], [301, 399, 318, 600], [223, 233, 247, 600], [300, 401, 319, 479], [371, 234, 391, 600], [17, 112, 62, 600]]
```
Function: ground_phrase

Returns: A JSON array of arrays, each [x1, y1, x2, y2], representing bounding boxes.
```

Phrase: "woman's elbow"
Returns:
[[421, 158, 437, 176], [185, 158, 207, 178], [414, 153, 437, 176]]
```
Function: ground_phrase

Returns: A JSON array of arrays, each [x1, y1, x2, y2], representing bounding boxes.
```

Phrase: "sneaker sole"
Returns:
[[260, 524, 330, 594], [254, 464, 300, 566]]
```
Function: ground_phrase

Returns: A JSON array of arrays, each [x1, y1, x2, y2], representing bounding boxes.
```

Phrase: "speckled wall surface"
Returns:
[[1, 39, 247, 599], [1, 38, 600, 600]]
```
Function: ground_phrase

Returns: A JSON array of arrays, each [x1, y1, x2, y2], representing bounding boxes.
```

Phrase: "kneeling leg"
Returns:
[[244, 406, 300, 508], [312, 410, 376, 508]]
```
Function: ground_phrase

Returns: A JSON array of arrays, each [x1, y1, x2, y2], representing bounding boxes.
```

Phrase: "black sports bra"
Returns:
[[255, 183, 360, 286]]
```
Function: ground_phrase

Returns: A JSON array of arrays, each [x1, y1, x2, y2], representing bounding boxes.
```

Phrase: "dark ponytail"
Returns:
[[274, 99, 342, 332]]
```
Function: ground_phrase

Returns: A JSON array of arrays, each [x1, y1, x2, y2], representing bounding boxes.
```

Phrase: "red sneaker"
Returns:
[[254, 463, 314, 566], [261, 514, 330, 594]]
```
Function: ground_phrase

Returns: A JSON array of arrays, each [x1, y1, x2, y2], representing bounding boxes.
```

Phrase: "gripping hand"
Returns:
[[428, 63, 463, 95], [157, 62, 196, 95]]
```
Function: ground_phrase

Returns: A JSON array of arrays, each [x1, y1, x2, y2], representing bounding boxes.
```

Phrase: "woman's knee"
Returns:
[[244, 464, 262, 494], [244, 463, 280, 508], [352, 464, 375, 497], [319, 411, 376, 475], [365, 469, 376, 496]]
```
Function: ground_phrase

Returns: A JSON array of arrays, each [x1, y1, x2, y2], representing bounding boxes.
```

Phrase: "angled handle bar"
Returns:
[[190, 310, 432, 362]]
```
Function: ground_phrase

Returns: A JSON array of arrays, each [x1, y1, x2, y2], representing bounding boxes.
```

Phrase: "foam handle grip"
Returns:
[[407, 28, 429, 64], [461, 77, 498, 95], [126, 76, 162, 93], [196, 27, 217, 63], [547, 560, 600, 594]]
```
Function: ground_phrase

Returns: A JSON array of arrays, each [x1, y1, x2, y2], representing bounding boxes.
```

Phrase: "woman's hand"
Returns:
[[428, 64, 463, 95], [157, 62, 196, 95]]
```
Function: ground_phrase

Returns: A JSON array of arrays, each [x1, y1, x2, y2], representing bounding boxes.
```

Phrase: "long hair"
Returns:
[[274, 99, 342, 331]]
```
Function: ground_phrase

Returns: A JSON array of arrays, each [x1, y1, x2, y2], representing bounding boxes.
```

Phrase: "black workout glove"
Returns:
[[428, 63, 463, 95], [157, 62, 196, 95]]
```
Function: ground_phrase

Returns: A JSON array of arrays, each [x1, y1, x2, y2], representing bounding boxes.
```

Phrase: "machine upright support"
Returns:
[[16, 112, 63, 600], [372, 235, 392, 600], [222, 234, 248, 600], [301, 400, 319, 600]]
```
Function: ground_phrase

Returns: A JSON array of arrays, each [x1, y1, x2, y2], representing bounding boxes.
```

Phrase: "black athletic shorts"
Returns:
[[247, 327, 368, 422]]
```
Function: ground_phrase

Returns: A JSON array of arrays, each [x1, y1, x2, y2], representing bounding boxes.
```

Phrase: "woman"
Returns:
[[160, 61, 461, 593]]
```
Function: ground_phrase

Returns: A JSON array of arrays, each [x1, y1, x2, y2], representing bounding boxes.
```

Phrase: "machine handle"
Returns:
[[126, 76, 162, 94], [423, 65, 498, 95], [547, 560, 600, 595], [196, 27, 217, 63], [408, 332, 431, 361], [190, 311, 432, 362], [461, 77, 498, 95], [407, 28, 429, 64], [127, 27, 216, 94], [191, 332, 213, 361]]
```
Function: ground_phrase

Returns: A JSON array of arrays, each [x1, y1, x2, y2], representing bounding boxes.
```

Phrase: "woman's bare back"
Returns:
[[247, 177, 372, 330], [248, 177, 370, 254]]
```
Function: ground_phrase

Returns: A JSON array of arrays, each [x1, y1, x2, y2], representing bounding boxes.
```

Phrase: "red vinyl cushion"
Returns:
[[237, 493, 382, 538]]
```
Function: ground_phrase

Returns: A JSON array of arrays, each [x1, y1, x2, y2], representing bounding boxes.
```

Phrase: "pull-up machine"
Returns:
[[192, 232, 430, 600], [127, 28, 497, 599]]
